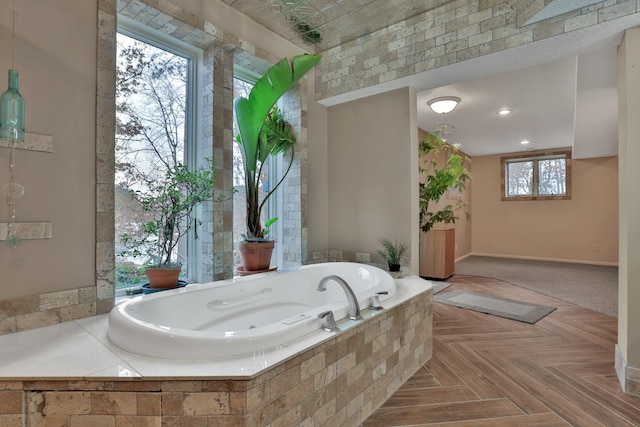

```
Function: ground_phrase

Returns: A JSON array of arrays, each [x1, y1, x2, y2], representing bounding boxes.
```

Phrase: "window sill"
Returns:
[[501, 194, 571, 201]]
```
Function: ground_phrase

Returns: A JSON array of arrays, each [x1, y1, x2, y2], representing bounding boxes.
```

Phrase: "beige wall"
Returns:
[[307, 71, 329, 252], [326, 87, 419, 272], [470, 153, 618, 264], [0, 0, 97, 299]]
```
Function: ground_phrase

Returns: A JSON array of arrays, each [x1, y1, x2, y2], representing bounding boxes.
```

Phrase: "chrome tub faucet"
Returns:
[[317, 275, 362, 320]]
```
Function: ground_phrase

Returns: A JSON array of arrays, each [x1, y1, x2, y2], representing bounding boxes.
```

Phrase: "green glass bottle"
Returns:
[[0, 69, 25, 141]]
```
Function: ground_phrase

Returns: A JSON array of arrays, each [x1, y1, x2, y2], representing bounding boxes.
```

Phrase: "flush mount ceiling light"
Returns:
[[427, 96, 460, 114], [521, 140, 531, 145], [497, 108, 512, 116]]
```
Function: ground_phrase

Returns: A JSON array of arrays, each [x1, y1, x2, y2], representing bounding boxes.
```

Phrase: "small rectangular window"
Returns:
[[501, 150, 571, 201], [506, 160, 533, 196]]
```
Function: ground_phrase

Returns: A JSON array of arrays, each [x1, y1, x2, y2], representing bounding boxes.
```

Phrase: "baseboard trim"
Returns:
[[615, 343, 640, 397], [615, 344, 627, 392], [627, 366, 640, 397], [454, 253, 472, 263], [468, 252, 618, 267]]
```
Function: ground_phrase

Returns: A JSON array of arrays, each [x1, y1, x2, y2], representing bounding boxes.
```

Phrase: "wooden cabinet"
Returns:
[[419, 227, 455, 279]]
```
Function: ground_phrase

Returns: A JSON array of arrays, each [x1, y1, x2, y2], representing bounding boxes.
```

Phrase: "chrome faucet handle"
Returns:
[[369, 291, 389, 310], [318, 310, 339, 332]]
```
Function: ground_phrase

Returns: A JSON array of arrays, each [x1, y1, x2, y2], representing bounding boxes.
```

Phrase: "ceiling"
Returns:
[[417, 39, 619, 158], [222, 0, 630, 159], [219, 0, 453, 52]]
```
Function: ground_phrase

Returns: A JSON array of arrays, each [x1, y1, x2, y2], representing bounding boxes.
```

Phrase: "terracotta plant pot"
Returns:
[[238, 241, 275, 272], [145, 265, 182, 289]]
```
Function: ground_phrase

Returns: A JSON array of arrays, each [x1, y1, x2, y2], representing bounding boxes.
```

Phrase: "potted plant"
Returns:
[[234, 54, 321, 272], [419, 125, 471, 233], [376, 237, 407, 272], [119, 160, 216, 288], [419, 125, 471, 279]]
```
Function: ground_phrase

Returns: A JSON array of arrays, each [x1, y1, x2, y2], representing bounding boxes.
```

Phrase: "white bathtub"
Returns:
[[107, 262, 396, 359]]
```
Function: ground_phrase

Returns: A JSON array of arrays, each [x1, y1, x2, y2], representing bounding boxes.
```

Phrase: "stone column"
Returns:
[[95, 0, 117, 314], [201, 45, 234, 281], [281, 80, 308, 269]]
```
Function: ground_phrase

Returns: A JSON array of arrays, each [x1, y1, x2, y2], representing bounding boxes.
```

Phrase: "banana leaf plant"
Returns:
[[234, 54, 321, 241]]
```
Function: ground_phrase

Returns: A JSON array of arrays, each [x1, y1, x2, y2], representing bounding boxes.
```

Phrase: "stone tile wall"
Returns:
[[0, 287, 97, 335], [281, 83, 308, 269], [0, 289, 432, 426], [204, 45, 236, 282], [308, 249, 410, 276], [315, 0, 639, 100]]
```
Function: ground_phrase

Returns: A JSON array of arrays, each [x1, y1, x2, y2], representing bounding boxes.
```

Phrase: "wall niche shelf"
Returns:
[[0, 132, 53, 152], [0, 133, 53, 242], [0, 222, 52, 240]]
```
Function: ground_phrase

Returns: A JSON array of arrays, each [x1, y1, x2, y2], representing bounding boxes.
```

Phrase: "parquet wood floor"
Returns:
[[363, 275, 640, 426]]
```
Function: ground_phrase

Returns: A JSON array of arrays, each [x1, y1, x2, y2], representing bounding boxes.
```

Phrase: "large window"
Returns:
[[114, 22, 201, 291], [501, 150, 571, 201]]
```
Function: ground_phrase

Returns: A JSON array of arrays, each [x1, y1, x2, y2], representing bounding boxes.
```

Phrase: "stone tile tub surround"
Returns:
[[0, 276, 432, 426]]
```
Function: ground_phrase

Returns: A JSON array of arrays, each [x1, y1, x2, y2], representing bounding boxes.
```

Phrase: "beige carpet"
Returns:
[[454, 256, 618, 317]]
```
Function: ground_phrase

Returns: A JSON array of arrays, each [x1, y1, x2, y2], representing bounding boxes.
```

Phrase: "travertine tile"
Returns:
[[0, 295, 38, 319], [285, 377, 313, 408], [91, 392, 137, 415], [271, 405, 302, 427], [346, 362, 365, 386], [136, 393, 161, 416], [0, 390, 22, 413], [113, 415, 161, 426], [69, 414, 115, 426], [16, 309, 60, 332], [40, 290, 79, 310], [161, 393, 183, 416], [43, 391, 91, 415], [300, 352, 325, 381], [182, 392, 230, 416], [0, 318, 16, 335], [0, 414, 23, 427]]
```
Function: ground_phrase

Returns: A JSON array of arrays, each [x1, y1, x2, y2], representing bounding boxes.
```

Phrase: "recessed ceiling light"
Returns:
[[497, 108, 512, 116], [520, 140, 530, 145]]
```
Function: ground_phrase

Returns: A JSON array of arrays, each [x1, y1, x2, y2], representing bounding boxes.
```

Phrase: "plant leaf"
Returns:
[[235, 54, 321, 177]]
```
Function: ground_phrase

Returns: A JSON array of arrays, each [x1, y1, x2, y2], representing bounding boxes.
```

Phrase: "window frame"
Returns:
[[501, 149, 572, 201], [115, 17, 203, 293]]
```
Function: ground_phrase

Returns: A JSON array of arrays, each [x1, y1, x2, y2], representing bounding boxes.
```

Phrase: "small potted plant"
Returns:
[[119, 160, 216, 288], [234, 54, 321, 272], [376, 237, 407, 272]]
